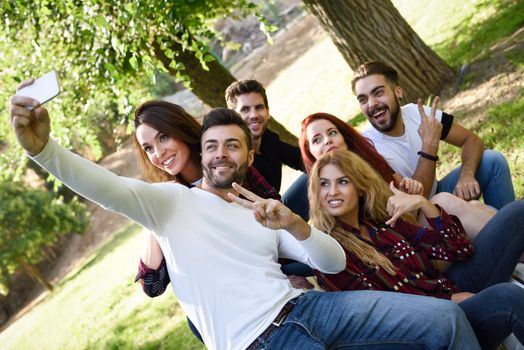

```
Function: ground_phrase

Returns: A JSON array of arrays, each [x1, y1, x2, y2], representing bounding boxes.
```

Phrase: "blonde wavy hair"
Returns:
[[309, 149, 414, 275]]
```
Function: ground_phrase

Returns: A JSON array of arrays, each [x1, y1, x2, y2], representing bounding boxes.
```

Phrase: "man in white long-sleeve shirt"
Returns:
[[10, 84, 480, 350]]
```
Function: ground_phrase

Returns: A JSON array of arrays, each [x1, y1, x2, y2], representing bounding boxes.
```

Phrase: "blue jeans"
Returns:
[[259, 290, 479, 349], [458, 283, 524, 349], [282, 173, 309, 221], [445, 200, 524, 291], [444, 200, 524, 349], [436, 150, 515, 209]]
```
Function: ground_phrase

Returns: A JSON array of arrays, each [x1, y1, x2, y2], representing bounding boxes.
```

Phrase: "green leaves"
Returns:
[[0, 182, 89, 295], [0, 0, 267, 182]]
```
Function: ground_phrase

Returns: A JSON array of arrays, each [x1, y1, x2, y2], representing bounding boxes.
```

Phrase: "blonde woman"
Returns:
[[309, 149, 524, 349]]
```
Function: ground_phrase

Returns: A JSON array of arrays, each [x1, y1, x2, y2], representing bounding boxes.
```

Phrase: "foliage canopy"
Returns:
[[0, 0, 261, 179]]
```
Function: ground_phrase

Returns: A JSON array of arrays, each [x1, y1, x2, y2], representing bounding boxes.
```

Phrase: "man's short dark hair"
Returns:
[[225, 79, 269, 110], [351, 61, 399, 93], [202, 108, 253, 150]]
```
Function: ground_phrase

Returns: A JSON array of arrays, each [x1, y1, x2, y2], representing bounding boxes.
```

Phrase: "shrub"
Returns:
[[0, 181, 89, 295]]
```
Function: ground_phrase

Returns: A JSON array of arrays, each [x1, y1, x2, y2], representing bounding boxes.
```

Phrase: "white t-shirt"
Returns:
[[362, 103, 444, 196], [32, 139, 345, 350]]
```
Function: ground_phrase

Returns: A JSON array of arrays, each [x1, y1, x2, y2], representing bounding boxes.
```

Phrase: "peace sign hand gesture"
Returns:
[[228, 182, 311, 240], [417, 96, 442, 153]]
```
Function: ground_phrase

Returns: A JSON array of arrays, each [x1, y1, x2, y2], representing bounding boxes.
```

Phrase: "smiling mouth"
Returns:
[[371, 107, 388, 120], [162, 155, 175, 168], [213, 165, 233, 170], [328, 199, 343, 207], [212, 162, 235, 171]]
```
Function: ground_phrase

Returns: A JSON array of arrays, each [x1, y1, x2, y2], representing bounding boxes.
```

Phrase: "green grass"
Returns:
[[395, 0, 524, 68], [476, 90, 524, 198], [507, 46, 524, 69], [433, 0, 524, 68], [0, 224, 204, 350], [437, 90, 524, 199]]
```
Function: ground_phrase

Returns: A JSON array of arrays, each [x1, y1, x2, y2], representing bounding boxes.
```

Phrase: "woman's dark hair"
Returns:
[[133, 100, 201, 184], [299, 112, 395, 184]]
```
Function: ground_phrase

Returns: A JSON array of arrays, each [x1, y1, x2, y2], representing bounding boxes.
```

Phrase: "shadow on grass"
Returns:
[[433, 0, 524, 68], [60, 223, 142, 285]]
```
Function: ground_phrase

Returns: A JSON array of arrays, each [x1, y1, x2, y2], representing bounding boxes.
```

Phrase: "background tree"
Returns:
[[0, 182, 89, 295], [303, 0, 455, 102], [0, 0, 295, 181]]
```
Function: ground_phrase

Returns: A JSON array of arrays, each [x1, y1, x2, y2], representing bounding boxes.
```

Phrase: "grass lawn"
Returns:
[[0, 224, 204, 350], [1, 0, 522, 349]]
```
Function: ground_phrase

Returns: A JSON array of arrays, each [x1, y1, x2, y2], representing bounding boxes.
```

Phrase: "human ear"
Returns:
[[247, 149, 255, 166], [394, 86, 403, 101]]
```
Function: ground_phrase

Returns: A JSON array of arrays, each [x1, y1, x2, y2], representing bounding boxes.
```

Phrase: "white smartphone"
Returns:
[[15, 70, 61, 110]]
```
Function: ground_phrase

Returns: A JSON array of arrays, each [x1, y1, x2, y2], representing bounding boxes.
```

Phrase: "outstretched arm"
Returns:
[[9, 80, 174, 233]]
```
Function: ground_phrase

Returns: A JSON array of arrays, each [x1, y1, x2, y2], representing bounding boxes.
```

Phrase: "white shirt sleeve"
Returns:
[[277, 227, 345, 273], [30, 138, 177, 233]]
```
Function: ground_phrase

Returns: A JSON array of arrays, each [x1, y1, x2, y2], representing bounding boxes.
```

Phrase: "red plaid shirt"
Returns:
[[316, 208, 474, 299]]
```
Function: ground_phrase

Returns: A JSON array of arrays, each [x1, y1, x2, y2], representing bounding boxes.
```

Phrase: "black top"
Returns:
[[440, 112, 454, 140], [253, 129, 304, 192]]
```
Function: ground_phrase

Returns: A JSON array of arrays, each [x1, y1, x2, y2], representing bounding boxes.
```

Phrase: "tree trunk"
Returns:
[[16, 258, 53, 292], [303, 0, 455, 103], [153, 41, 298, 145]]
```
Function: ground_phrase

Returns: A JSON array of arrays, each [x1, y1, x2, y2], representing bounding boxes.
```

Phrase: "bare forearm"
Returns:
[[459, 135, 483, 178], [412, 159, 437, 198], [417, 196, 441, 218], [285, 214, 312, 241], [141, 232, 164, 269]]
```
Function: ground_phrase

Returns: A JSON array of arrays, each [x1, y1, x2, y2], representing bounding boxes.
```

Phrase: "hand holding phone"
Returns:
[[15, 70, 61, 110]]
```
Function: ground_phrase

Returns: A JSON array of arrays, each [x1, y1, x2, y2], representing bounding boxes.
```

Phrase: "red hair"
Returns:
[[300, 112, 395, 183]]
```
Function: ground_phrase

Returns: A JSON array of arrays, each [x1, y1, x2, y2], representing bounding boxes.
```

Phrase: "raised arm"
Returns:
[[9, 83, 174, 232], [412, 97, 441, 198]]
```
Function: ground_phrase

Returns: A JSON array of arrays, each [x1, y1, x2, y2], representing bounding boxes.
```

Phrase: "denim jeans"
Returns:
[[436, 150, 515, 210], [444, 200, 524, 349], [259, 290, 480, 349], [458, 283, 524, 349], [445, 200, 524, 291], [282, 173, 310, 221]]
